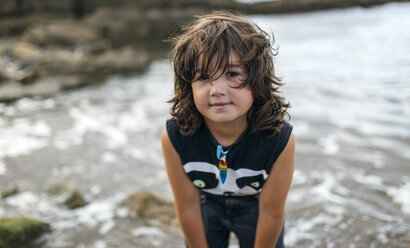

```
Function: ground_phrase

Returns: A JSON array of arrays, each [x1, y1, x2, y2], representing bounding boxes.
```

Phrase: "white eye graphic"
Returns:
[[193, 180, 206, 188], [251, 182, 260, 188]]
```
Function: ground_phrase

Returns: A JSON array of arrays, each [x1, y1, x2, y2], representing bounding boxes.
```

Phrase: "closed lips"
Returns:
[[211, 102, 230, 106], [210, 102, 231, 110]]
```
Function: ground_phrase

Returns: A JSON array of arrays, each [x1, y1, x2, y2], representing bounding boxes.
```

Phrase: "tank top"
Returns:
[[166, 118, 293, 196]]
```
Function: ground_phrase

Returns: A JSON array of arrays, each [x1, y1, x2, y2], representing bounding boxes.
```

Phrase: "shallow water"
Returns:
[[1, 2, 410, 248]]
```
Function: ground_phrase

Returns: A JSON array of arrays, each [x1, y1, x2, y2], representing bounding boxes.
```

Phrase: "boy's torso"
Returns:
[[166, 119, 293, 196]]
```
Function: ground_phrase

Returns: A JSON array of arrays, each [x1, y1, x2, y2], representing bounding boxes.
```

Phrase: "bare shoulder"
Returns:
[[160, 125, 199, 206], [161, 126, 177, 156], [281, 131, 295, 162], [161, 126, 180, 166], [161, 126, 170, 145]]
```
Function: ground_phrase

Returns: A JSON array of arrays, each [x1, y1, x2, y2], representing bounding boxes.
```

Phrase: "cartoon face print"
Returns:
[[187, 171, 219, 189], [183, 161, 268, 196]]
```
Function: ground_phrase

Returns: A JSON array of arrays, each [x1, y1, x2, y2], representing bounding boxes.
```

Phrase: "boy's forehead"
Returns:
[[195, 52, 243, 70]]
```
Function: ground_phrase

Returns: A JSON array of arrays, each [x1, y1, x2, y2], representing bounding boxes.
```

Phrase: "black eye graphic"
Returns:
[[187, 171, 218, 189], [236, 174, 265, 190]]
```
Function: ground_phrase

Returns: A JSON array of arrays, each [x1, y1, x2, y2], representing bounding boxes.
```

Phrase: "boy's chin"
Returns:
[[204, 115, 246, 125]]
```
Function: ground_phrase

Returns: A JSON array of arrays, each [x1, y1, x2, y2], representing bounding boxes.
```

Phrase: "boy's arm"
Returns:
[[254, 132, 295, 248], [161, 127, 208, 248]]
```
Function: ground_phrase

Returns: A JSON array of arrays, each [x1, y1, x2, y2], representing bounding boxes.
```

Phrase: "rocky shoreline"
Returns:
[[1, 184, 178, 247], [0, 0, 409, 101]]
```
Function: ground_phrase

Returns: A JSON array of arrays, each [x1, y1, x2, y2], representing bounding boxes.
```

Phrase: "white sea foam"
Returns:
[[99, 220, 115, 234], [3, 106, 16, 116], [387, 182, 410, 215], [92, 240, 107, 248], [287, 189, 306, 203], [318, 134, 339, 155], [127, 148, 146, 160], [15, 97, 56, 112], [6, 191, 40, 210], [54, 105, 132, 150], [324, 204, 345, 216], [285, 213, 342, 246], [291, 121, 310, 136], [49, 193, 127, 233], [101, 152, 118, 164], [5, 191, 63, 219], [0, 103, 5, 113], [352, 173, 383, 185], [102, 127, 128, 149], [292, 169, 308, 185], [0, 119, 50, 158], [377, 232, 388, 244], [131, 226, 166, 237], [311, 172, 346, 205], [372, 151, 385, 169], [116, 207, 129, 218], [76, 200, 116, 227], [3, 190, 128, 237], [0, 160, 6, 174], [90, 185, 101, 196]]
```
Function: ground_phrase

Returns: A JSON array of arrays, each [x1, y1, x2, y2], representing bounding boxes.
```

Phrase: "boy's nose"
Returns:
[[209, 77, 227, 96]]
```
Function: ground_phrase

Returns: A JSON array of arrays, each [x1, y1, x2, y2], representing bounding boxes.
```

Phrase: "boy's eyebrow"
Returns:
[[228, 63, 244, 69], [228, 63, 245, 69], [194, 64, 244, 73]]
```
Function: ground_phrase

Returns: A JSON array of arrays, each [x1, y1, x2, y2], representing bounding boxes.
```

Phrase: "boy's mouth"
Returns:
[[210, 102, 231, 110]]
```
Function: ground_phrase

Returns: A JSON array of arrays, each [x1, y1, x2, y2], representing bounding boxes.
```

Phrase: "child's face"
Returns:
[[191, 52, 253, 127]]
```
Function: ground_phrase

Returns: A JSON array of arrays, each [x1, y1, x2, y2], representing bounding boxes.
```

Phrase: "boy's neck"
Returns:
[[204, 118, 248, 147]]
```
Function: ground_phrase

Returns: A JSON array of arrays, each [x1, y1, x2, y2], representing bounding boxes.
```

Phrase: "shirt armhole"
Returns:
[[166, 119, 181, 155], [267, 122, 293, 171]]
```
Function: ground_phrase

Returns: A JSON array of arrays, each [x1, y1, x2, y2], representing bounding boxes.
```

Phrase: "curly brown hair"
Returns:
[[168, 11, 290, 137]]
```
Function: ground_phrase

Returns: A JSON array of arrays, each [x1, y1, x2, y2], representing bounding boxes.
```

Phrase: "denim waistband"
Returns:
[[200, 191, 260, 201]]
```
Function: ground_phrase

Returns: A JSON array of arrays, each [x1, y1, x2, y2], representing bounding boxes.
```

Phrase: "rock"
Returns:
[[0, 217, 50, 248], [91, 46, 150, 74], [0, 76, 87, 101], [0, 0, 17, 17], [45, 182, 86, 209], [0, 45, 150, 101], [21, 20, 99, 47], [13, 68, 38, 84], [12, 41, 40, 59], [121, 190, 178, 228], [33, 46, 150, 76], [84, 8, 193, 51], [0, 71, 6, 83], [1, 187, 19, 199], [0, 53, 38, 84]]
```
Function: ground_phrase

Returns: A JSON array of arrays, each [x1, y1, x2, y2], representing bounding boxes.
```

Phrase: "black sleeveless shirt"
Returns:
[[166, 119, 293, 196]]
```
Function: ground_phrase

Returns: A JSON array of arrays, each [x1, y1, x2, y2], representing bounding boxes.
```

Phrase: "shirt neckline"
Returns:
[[202, 122, 248, 150]]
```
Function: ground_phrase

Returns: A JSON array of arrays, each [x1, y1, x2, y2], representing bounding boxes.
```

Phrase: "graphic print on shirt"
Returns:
[[183, 161, 268, 196]]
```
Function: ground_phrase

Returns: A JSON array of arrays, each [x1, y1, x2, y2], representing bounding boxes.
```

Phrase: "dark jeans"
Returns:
[[198, 191, 284, 248]]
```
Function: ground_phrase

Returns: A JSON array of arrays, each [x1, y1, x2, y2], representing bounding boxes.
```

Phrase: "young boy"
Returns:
[[162, 11, 295, 248]]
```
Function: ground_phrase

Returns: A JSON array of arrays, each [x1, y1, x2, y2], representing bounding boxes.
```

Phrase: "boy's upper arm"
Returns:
[[161, 126, 199, 209], [259, 132, 295, 216]]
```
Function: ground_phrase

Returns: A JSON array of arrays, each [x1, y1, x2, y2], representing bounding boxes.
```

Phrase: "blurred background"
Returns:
[[0, 0, 409, 247]]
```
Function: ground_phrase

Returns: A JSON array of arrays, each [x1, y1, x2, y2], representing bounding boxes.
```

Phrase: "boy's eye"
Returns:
[[198, 74, 209, 81], [227, 71, 238, 77]]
